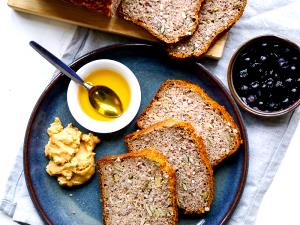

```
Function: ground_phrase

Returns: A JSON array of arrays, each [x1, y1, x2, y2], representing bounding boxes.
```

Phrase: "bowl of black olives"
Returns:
[[228, 35, 300, 117]]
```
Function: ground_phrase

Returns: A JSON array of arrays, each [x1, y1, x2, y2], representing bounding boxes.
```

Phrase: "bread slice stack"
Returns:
[[65, 0, 246, 57], [167, 0, 247, 58], [137, 80, 242, 167], [97, 149, 178, 225], [125, 119, 214, 214], [97, 79, 242, 223]]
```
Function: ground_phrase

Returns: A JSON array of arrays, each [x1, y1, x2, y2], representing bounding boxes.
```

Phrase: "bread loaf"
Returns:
[[137, 80, 242, 166], [125, 119, 214, 214], [97, 149, 178, 225]]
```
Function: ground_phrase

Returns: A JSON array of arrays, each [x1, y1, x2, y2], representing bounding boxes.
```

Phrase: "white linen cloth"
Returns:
[[1, 0, 299, 224]]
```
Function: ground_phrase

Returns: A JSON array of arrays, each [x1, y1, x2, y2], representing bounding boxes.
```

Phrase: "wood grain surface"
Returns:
[[8, 0, 228, 59]]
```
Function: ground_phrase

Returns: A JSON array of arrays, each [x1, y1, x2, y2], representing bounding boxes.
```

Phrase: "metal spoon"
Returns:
[[29, 41, 123, 118]]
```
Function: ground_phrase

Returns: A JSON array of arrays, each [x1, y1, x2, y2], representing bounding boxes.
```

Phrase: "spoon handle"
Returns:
[[29, 41, 91, 90]]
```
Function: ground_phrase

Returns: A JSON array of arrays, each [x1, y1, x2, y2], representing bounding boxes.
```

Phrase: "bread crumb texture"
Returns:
[[118, 0, 203, 43], [137, 80, 242, 166], [98, 149, 178, 225], [126, 120, 214, 214], [168, 0, 247, 58]]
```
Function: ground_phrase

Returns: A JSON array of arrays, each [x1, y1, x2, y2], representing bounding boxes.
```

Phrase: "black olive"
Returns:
[[241, 97, 247, 103], [291, 88, 297, 93], [282, 98, 289, 103], [266, 78, 274, 88], [269, 69, 274, 75], [267, 102, 280, 110], [285, 78, 293, 83], [273, 103, 279, 110], [275, 81, 284, 88], [251, 62, 261, 68], [260, 56, 267, 61], [247, 95, 257, 104], [257, 90, 262, 97], [251, 81, 260, 89], [268, 102, 275, 108], [278, 58, 289, 68], [270, 52, 279, 59], [240, 85, 249, 92], [258, 101, 264, 105], [239, 69, 248, 78], [291, 66, 296, 71]]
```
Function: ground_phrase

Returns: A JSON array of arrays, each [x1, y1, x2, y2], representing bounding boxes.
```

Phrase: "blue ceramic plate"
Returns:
[[24, 44, 248, 225]]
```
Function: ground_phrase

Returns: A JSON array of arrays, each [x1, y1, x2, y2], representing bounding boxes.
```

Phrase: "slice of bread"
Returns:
[[118, 0, 204, 43], [65, 0, 121, 17], [97, 149, 178, 225], [137, 80, 242, 167], [125, 119, 214, 214], [167, 0, 247, 58]]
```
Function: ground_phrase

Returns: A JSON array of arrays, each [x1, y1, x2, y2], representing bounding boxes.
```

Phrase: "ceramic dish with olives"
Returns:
[[228, 35, 300, 117]]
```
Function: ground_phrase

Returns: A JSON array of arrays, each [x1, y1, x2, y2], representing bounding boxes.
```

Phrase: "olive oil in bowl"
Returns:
[[78, 69, 131, 121], [67, 59, 141, 133]]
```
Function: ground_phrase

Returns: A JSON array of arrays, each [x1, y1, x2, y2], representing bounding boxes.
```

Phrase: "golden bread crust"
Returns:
[[125, 119, 214, 214], [167, 0, 247, 58], [97, 149, 178, 225], [137, 80, 243, 166], [65, 0, 114, 16], [117, 0, 204, 44]]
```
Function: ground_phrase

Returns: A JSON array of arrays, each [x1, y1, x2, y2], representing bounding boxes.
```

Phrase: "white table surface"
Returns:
[[0, 1, 299, 225]]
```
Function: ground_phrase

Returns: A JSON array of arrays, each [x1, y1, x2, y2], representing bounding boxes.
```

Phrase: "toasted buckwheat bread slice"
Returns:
[[125, 119, 214, 214], [118, 0, 204, 43], [137, 80, 242, 167], [65, 0, 121, 16], [167, 0, 247, 58], [97, 149, 178, 225]]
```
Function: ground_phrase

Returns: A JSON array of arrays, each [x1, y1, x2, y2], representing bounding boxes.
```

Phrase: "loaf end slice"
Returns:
[[137, 80, 242, 166], [97, 149, 178, 225], [118, 0, 204, 43], [125, 119, 214, 214], [167, 0, 247, 58], [65, 0, 121, 17]]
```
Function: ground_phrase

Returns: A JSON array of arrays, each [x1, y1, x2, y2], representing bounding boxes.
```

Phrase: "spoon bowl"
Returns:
[[29, 41, 123, 118], [89, 85, 123, 117]]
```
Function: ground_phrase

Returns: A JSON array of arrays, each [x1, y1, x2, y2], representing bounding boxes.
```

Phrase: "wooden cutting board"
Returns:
[[8, 0, 228, 59]]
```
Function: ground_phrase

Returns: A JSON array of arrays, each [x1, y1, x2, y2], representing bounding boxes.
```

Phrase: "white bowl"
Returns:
[[67, 59, 141, 133]]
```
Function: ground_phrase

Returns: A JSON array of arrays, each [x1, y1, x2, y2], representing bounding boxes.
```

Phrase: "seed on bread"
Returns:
[[125, 119, 214, 214], [136, 80, 242, 166], [118, 0, 204, 43], [97, 149, 178, 225], [167, 0, 247, 58]]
